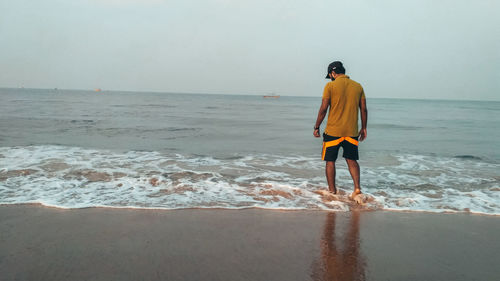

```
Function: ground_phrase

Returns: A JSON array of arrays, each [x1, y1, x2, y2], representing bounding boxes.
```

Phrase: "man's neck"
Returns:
[[332, 73, 344, 79]]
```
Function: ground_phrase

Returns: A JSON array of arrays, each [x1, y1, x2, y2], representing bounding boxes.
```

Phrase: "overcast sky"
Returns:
[[1, 0, 499, 100]]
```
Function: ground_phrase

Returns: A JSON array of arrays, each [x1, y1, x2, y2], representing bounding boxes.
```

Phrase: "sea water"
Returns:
[[0, 88, 498, 214]]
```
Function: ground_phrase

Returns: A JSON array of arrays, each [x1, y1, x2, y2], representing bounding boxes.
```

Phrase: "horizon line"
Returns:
[[1, 86, 499, 103]]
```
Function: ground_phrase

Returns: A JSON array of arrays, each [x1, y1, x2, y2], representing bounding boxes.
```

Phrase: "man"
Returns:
[[313, 61, 368, 196]]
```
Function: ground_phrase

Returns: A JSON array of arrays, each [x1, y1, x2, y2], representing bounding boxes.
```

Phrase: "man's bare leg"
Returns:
[[325, 161, 337, 194], [346, 159, 361, 195]]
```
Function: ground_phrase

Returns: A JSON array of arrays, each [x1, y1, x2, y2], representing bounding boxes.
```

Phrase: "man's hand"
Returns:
[[313, 128, 320, 138], [358, 128, 367, 141]]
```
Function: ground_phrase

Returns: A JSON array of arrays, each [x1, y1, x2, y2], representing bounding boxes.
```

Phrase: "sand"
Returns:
[[0, 204, 499, 281]]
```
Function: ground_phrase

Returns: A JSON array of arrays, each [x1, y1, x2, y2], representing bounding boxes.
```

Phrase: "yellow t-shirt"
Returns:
[[322, 75, 366, 137]]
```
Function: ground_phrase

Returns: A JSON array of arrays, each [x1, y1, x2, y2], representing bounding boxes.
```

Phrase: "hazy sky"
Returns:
[[1, 0, 499, 100]]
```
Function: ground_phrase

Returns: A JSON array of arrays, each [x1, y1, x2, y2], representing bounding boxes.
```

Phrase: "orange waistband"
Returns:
[[323, 137, 359, 146]]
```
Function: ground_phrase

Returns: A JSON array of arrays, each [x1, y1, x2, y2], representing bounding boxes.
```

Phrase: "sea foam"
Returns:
[[0, 145, 498, 215]]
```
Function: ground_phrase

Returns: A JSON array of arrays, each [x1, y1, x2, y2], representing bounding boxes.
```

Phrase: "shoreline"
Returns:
[[1, 204, 499, 281], [1, 202, 499, 217]]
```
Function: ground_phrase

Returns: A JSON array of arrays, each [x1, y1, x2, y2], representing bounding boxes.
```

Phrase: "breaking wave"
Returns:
[[0, 146, 498, 215]]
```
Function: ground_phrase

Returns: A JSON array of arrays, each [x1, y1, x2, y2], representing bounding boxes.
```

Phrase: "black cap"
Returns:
[[325, 61, 344, 78]]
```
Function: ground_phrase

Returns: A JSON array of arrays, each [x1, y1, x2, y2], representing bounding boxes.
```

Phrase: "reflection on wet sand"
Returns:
[[311, 212, 365, 281]]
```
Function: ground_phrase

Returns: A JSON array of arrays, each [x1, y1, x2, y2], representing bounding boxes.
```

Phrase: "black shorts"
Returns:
[[322, 133, 359, 161]]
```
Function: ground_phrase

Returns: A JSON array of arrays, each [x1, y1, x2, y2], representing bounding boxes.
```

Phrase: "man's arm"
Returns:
[[313, 99, 330, 137], [359, 98, 368, 141]]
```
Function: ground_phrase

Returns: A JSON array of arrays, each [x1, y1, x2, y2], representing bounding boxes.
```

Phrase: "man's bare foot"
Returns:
[[329, 187, 337, 194], [349, 189, 362, 200]]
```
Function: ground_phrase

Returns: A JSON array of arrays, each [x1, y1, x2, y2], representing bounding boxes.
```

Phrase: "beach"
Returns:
[[1, 204, 499, 281], [2, 0, 499, 280]]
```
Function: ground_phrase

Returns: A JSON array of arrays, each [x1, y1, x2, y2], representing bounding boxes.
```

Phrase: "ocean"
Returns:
[[0, 88, 498, 214]]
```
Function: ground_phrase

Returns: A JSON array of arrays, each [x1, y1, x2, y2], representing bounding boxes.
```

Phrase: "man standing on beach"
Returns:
[[313, 61, 368, 196]]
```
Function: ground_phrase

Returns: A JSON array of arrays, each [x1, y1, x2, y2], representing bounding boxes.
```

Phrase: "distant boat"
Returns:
[[95, 88, 102, 92], [263, 93, 280, 98]]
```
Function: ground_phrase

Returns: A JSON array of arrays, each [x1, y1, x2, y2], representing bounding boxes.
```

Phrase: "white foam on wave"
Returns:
[[362, 153, 500, 214], [0, 146, 498, 215]]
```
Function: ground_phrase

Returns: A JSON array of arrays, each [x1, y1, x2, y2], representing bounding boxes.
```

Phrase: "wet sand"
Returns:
[[1, 204, 499, 281]]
